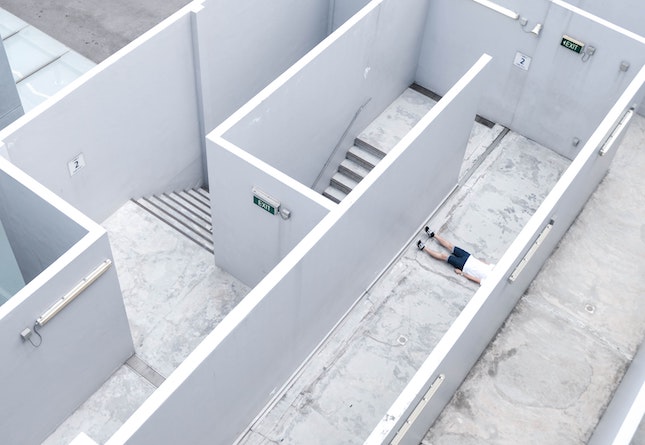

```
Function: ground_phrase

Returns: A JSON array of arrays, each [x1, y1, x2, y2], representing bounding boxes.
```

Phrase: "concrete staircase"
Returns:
[[323, 87, 437, 203], [133, 188, 213, 253]]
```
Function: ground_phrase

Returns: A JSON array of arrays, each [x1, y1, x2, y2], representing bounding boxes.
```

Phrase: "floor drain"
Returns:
[[397, 335, 408, 345]]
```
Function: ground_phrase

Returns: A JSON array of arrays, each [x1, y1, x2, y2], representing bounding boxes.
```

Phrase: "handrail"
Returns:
[[311, 97, 372, 191], [36, 259, 112, 327]]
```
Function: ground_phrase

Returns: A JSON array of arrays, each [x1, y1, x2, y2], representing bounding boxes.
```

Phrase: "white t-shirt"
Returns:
[[463, 256, 495, 285]]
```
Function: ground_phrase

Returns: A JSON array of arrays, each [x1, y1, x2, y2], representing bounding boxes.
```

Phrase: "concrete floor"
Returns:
[[0, 0, 192, 62], [423, 115, 645, 444], [238, 124, 570, 444], [42, 202, 249, 444]]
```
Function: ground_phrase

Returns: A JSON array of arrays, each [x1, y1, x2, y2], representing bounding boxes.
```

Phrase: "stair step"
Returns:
[[339, 158, 371, 182], [354, 138, 387, 158], [195, 187, 210, 201], [144, 196, 213, 242], [323, 186, 347, 204], [172, 191, 212, 221], [187, 188, 210, 208], [330, 172, 359, 194], [133, 187, 214, 253], [347, 145, 383, 170], [157, 194, 212, 233]]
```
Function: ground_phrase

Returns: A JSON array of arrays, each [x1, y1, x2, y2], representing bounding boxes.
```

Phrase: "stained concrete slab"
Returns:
[[42, 201, 249, 444], [0, 0, 192, 62], [103, 201, 249, 377], [42, 366, 155, 445], [238, 130, 570, 444], [423, 115, 645, 444]]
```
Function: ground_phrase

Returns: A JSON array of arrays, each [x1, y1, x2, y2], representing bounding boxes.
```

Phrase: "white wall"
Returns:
[[106, 54, 490, 445], [589, 341, 645, 444], [366, 65, 645, 445], [206, 0, 430, 285], [416, 0, 645, 159], [0, 7, 203, 222], [0, 171, 88, 283], [196, 0, 330, 133], [0, 158, 133, 445], [207, 138, 333, 286], [0, 217, 24, 303], [329, 0, 372, 31], [222, 0, 430, 189]]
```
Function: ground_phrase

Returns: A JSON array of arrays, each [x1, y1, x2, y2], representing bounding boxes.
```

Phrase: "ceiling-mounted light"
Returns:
[[471, 0, 520, 20]]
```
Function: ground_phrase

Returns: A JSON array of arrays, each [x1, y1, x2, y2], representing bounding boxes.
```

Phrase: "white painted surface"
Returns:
[[0, 157, 133, 445], [367, 64, 645, 445], [70, 432, 99, 445], [208, 0, 429, 285], [0, 217, 24, 304], [107, 53, 490, 445], [0, 168, 88, 283], [196, 0, 330, 133], [416, 0, 645, 159], [222, 0, 429, 188], [0, 9, 203, 221], [208, 138, 332, 287]]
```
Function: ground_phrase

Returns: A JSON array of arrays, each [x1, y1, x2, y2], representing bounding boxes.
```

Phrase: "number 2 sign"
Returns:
[[513, 52, 532, 71]]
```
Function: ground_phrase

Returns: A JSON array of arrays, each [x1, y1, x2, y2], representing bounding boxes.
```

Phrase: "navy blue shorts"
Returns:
[[447, 246, 470, 270]]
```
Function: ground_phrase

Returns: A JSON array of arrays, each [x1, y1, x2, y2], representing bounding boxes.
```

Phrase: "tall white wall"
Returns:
[[222, 0, 429, 189], [329, 0, 372, 31], [0, 158, 133, 445], [208, 0, 429, 286], [416, 0, 645, 159], [0, 7, 203, 222], [106, 54, 490, 445], [207, 138, 333, 286], [0, 171, 88, 283], [0, 217, 24, 303], [366, 66, 645, 445], [196, 0, 330, 133]]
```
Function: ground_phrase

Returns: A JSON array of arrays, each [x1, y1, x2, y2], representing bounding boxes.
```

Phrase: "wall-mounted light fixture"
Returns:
[[37, 260, 113, 327], [519, 17, 543, 37], [529, 23, 543, 36], [472, 0, 519, 20]]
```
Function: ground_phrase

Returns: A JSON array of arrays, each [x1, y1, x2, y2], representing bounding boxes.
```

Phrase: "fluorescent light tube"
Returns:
[[472, 0, 520, 20]]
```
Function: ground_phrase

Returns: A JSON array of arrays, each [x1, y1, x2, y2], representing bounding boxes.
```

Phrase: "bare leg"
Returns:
[[433, 233, 455, 253], [423, 246, 449, 262]]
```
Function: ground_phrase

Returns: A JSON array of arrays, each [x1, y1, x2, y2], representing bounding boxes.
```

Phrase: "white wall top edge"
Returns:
[[208, 0, 386, 139], [552, 0, 645, 44], [0, 0, 203, 141], [364, 57, 645, 445], [0, 227, 104, 320], [0, 156, 101, 232], [349, 53, 493, 215], [109, 159, 349, 445], [213, 137, 336, 211]]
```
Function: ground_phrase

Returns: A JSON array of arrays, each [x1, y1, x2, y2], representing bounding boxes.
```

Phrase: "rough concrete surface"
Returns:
[[423, 115, 645, 444], [238, 111, 570, 444], [0, 0, 192, 62]]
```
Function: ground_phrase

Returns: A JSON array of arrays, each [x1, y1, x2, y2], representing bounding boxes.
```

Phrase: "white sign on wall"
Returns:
[[68, 153, 86, 176], [513, 52, 532, 71]]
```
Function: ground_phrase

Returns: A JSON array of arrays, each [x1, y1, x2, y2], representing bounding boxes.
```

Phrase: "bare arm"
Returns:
[[455, 268, 481, 284]]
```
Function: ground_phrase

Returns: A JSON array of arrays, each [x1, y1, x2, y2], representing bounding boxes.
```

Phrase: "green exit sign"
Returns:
[[561, 35, 585, 54], [252, 187, 280, 215], [253, 195, 277, 215]]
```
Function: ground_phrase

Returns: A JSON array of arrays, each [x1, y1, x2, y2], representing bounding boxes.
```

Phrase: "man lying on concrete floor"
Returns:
[[417, 227, 494, 285]]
